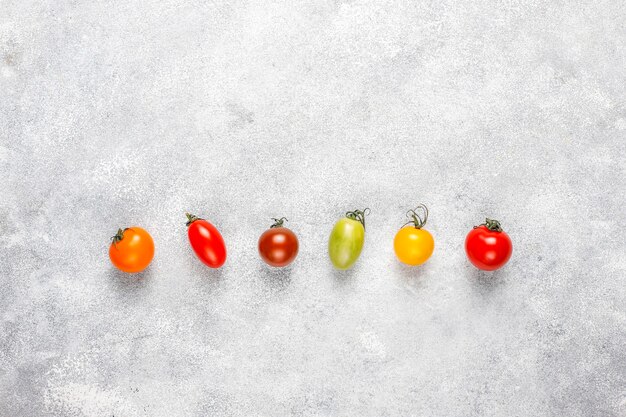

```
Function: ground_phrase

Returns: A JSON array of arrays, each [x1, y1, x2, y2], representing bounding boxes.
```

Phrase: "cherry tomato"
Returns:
[[109, 227, 155, 273], [328, 208, 369, 270], [186, 213, 227, 268], [465, 218, 512, 271], [394, 204, 434, 265], [258, 217, 299, 267]]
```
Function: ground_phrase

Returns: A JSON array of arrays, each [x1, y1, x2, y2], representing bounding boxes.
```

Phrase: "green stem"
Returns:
[[110, 228, 127, 246], [346, 208, 370, 229], [479, 218, 503, 232], [402, 204, 428, 229], [270, 217, 288, 228], [185, 212, 202, 226]]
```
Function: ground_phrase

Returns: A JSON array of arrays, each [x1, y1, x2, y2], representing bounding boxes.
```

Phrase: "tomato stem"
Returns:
[[270, 217, 288, 228], [402, 204, 428, 229], [185, 212, 202, 226], [477, 218, 503, 232], [110, 228, 126, 247], [346, 208, 370, 229]]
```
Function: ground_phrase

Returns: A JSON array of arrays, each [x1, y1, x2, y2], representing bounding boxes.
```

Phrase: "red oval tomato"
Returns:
[[258, 218, 299, 267], [186, 213, 227, 268], [465, 218, 512, 271]]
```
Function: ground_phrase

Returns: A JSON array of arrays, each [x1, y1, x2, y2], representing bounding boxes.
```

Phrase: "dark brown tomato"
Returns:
[[258, 227, 299, 267]]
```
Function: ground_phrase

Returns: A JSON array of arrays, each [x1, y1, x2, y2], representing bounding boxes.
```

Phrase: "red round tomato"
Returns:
[[465, 218, 512, 271], [258, 217, 299, 267], [186, 213, 227, 268]]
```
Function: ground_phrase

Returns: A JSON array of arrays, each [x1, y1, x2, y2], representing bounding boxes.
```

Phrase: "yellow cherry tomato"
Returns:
[[394, 226, 434, 265], [393, 204, 434, 266]]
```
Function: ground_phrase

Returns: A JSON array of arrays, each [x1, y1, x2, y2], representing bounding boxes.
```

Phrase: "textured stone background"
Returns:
[[1, 0, 625, 416]]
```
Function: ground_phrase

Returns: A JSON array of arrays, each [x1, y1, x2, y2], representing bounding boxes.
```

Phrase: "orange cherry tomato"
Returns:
[[109, 227, 155, 273]]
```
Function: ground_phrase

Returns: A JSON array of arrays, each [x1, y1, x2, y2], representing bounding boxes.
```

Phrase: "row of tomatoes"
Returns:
[[109, 204, 512, 274]]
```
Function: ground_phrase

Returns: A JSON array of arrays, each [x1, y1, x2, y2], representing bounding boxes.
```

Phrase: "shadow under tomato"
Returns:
[[394, 259, 429, 280], [257, 263, 293, 290], [189, 266, 224, 300], [188, 255, 224, 282], [330, 263, 359, 286], [391, 259, 430, 294], [108, 266, 153, 299], [468, 265, 506, 295]]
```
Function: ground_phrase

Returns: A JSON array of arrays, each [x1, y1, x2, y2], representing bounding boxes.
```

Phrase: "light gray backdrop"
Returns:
[[1, 0, 625, 416]]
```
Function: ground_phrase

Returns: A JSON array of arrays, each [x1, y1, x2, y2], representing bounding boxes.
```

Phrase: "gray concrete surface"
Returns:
[[1, 0, 625, 416]]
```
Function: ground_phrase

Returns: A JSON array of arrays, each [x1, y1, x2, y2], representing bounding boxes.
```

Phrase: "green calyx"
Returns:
[[403, 204, 428, 229], [185, 212, 202, 227], [270, 217, 288, 228], [479, 218, 503, 232], [346, 208, 370, 229], [110, 228, 127, 246]]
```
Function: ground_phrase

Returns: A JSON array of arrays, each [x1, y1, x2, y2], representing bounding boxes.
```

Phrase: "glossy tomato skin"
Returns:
[[465, 225, 512, 271], [328, 218, 365, 270], [258, 227, 299, 267], [187, 219, 227, 268], [109, 227, 155, 273], [394, 227, 434, 266]]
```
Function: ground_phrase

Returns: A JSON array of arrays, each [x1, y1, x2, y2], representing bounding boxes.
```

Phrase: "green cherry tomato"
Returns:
[[328, 209, 369, 270]]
